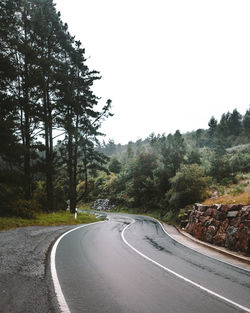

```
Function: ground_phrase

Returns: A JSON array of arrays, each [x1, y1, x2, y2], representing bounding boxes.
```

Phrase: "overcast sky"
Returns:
[[54, 0, 250, 144]]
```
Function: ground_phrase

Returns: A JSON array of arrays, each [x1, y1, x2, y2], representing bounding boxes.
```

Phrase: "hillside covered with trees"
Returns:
[[86, 108, 250, 219]]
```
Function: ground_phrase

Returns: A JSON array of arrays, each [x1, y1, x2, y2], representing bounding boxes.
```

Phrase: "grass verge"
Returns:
[[0, 211, 98, 232]]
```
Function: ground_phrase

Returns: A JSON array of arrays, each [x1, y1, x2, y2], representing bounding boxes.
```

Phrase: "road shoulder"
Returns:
[[162, 223, 250, 271], [0, 225, 76, 313]]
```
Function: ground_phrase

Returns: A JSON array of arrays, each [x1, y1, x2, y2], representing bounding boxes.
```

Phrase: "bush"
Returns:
[[10, 199, 38, 219], [0, 183, 22, 217], [33, 181, 47, 211], [109, 157, 122, 174], [33, 181, 67, 212], [167, 164, 210, 212], [230, 184, 245, 196], [209, 153, 233, 182]]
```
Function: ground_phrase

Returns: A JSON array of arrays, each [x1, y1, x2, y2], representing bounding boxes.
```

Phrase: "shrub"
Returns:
[[10, 199, 38, 219], [167, 164, 210, 212], [0, 183, 22, 217], [230, 184, 245, 196], [209, 153, 233, 182], [109, 157, 122, 174], [33, 181, 67, 212]]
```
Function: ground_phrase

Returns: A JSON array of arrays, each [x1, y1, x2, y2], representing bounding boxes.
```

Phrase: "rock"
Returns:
[[229, 217, 241, 227], [204, 232, 213, 243], [220, 205, 229, 214], [189, 210, 196, 218], [213, 220, 228, 246], [241, 205, 250, 212], [212, 204, 221, 210], [239, 211, 248, 222], [217, 212, 227, 221], [185, 221, 195, 234], [208, 225, 217, 235], [211, 218, 220, 228], [213, 231, 226, 246], [220, 219, 229, 232], [199, 216, 210, 224], [225, 226, 238, 250], [195, 204, 209, 212], [204, 225, 217, 243], [211, 208, 220, 219], [235, 225, 250, 254], [244, 220, 250, 228], [227, 211, 239, 218], [204, 217, 214, 227], [180, 220, 189, 228], [205, 208, 213, 216], [91, 199, 114, 211], [192, 223, 206, 240], [196, 211, 205, 218], [228, 204, 243, 211]]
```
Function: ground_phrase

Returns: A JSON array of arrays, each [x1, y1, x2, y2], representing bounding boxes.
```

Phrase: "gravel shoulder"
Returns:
[[0, 225, 76, 313]]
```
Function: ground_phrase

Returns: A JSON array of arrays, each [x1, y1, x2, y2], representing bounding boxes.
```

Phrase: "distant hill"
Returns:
[[98, 107, 250, 158]]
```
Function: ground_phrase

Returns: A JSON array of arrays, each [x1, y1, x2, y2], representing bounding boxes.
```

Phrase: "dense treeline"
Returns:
[[0, 0, 111, 217], [197, 108, 250, 148], [86, 108, 250, 217]]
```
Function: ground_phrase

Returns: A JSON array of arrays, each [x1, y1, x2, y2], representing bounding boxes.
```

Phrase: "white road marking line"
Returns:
[[121, 218, 250, 313], [50, 221, 105, 313]]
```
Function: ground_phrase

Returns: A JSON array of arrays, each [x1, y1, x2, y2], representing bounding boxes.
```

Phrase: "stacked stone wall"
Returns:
[[185, 203, 250, 255]]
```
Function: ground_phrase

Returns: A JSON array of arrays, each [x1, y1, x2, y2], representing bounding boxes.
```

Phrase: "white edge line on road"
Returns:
[[130, 213, 250, 273], [50, 221, 106, 313], [121, 218, 250, 313]]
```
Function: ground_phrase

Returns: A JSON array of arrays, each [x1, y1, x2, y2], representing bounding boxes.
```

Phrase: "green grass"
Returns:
[[0, 211, 99, 232]]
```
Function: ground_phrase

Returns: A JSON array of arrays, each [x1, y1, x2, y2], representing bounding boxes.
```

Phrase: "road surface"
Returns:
[[53, 214, 250, 313]]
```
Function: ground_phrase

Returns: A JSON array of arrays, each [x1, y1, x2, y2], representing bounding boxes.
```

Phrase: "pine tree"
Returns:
[[161, 130, 186, 177], [243, 108, 250, 137], [228, 109, 242, 136], [208, 116, 217, 147]]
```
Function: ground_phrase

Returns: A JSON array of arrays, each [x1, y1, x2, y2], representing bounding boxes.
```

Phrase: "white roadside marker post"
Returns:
[[75, 208, 77, 220]]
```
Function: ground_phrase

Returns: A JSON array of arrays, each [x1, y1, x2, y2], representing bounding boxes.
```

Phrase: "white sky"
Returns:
[[54, 0, 250, 144]]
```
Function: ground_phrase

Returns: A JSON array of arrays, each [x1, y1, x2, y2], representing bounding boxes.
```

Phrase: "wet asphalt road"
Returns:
[[55, 214, 250, 313]]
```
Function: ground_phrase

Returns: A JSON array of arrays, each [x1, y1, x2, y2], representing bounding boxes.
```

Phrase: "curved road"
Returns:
[[53, 214, 250, 313]]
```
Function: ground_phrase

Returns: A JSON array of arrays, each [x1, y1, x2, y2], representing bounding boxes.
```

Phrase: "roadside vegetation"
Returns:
[[0, 211, 98, 232], [82, 108, 250, 223], [202, 173, 250, 206]]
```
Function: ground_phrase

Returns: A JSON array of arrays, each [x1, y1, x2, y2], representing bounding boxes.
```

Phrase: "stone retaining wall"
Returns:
[[185, 203, 250, 255]]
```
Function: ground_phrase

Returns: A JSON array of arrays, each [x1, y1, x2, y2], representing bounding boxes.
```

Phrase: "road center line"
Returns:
[[121, 218, 250, 313]]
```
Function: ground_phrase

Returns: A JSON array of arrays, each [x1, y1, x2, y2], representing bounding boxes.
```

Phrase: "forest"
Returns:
[[90, 108, 250, 218], [0, 1, 249, 221], [0, 0, 112, 218]]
